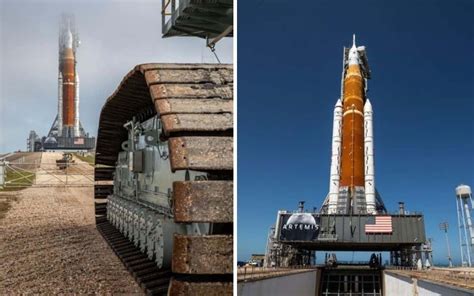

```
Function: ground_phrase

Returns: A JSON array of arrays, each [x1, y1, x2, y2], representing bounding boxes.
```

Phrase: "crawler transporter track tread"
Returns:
[[95, 63, 233, 295]]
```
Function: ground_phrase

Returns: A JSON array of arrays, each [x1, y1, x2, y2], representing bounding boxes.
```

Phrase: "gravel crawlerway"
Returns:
[[0, 152, 142, 294]]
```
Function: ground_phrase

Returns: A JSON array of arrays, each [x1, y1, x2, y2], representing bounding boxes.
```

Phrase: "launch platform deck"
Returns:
[[238, 266, 474, 296], [276, 213, 426, 251]]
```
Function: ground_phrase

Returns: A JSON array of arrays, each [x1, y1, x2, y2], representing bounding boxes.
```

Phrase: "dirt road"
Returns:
[[0, 152, 142, 294]]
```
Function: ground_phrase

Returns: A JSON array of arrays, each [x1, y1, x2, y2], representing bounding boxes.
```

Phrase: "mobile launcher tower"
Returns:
[[266, 36, 430, 268], [29, 14, 95, 152]]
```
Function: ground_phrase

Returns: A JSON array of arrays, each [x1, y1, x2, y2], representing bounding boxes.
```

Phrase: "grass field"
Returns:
[[1, 168, 36, 191], [73, 153, 95, 166], [0, 168, 34, 219]]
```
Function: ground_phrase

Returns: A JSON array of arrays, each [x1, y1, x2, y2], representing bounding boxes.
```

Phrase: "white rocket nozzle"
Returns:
[[66, 29, 73, 49]]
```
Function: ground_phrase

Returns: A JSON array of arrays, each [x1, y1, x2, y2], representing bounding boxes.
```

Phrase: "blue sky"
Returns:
[[237, 0, 474, 264]]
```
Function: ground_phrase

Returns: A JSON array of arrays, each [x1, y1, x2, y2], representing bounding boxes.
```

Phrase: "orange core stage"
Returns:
[[62, 47, 75, 127], [339, 64, 365, 188]]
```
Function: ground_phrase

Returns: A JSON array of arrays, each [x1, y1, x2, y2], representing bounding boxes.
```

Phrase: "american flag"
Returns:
[[74, 138, 84, 145], [365, 216, 392, 233]]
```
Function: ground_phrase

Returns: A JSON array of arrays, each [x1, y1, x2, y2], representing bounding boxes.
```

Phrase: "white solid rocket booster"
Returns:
[[328, 99, 343, 214], [364, 99, 376, 214], [74, 72, 80, 137], [57, 72, 63, 136]]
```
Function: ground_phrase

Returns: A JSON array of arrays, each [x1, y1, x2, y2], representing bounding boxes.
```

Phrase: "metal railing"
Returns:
[[386, 267, 474, 289], [161, 0, 177, 29], [237, 265, 317, 282], [385, 265, 418, 271], [283, 209, 424, 216], [0, 154, 42, 189], [1, 161, 93, 189]]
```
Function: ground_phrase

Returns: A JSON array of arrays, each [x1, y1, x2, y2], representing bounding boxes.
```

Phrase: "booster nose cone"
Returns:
[[335, 98, 342, 108], [348, 34, 360, 65], [65, 29, 73, 49], [364, 98, 373, 111]]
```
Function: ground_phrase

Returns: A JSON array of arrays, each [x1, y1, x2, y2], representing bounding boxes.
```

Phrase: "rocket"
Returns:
[[57, 26, 80, 138], [45, 14, 88, 145], [327, 35, 376, 215]]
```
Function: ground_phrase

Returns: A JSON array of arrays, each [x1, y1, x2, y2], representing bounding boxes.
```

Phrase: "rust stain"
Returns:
[[172, 234, 233, 274], [173, 181, 233, 223]]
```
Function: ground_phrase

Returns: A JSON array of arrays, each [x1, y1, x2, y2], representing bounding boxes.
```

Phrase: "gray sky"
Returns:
[[0, 0, 233, 153]]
